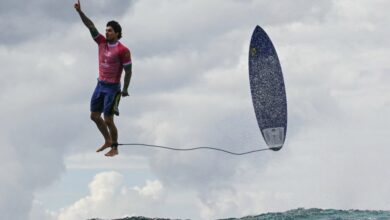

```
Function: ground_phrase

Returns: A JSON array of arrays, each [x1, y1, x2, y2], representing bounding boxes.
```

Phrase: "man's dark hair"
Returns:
[[107, 20, 122, 39]]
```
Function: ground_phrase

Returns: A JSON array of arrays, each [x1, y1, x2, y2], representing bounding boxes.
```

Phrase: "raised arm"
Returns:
[[74, 0, 99, 38]]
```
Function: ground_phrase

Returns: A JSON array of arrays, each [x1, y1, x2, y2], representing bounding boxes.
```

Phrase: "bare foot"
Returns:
[[96, 141, 112, 152], [105, 147, 118, 157]]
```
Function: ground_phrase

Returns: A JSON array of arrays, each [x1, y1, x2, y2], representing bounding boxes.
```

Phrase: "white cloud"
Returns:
[[1, 0, 389, 220], [56, 171, 165, 220], [133, 180, 163, 199]]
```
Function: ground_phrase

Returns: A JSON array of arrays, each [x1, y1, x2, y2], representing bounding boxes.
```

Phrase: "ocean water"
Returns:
[[89, 208, 390, 220], [234, 208, 390, 220]]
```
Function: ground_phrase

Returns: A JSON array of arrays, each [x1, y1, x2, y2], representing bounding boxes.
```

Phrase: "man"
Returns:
[[74, 0, 132, 157]]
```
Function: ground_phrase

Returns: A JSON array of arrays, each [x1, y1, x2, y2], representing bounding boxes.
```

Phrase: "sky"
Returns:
[[1, 0, 390, 219]]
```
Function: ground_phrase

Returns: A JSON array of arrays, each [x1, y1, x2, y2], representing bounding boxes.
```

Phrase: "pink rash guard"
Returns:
[[94, 34, 132, 83]]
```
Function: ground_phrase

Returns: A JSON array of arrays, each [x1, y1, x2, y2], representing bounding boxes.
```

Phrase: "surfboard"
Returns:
[[248, 25, 287, 151]]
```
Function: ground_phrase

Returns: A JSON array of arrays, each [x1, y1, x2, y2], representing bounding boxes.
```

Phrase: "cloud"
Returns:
[[123, 0, 332, 58], [1, 0, 390, 220], [134, 180, 163, 199], [56, 171, 165, 220], [116, 0, 390, 219], [30, 200, 57, 220], [0, 0, 134, 45], [0, 15, 94, 220]]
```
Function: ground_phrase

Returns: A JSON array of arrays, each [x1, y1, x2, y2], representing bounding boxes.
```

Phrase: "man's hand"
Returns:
[[121, 90, 129, 97], [74, 0, 81, 12]]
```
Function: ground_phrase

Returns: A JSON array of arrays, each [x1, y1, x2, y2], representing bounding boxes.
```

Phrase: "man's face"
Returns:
[[106, 26, 118, 42]]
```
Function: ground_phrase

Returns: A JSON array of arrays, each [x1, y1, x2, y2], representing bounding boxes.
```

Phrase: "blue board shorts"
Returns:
[[90, 80, 121, 116]]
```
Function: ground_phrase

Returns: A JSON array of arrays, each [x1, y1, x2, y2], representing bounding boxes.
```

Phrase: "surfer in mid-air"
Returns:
[[74, 0, 132, 157]]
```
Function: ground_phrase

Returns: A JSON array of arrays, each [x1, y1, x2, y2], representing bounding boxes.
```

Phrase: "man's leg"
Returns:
[[104, 115, 119, 157], [90, 112, 112, 152]]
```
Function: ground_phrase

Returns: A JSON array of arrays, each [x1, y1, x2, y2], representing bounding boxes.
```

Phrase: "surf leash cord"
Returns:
[[117, 143, 270, 155]]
